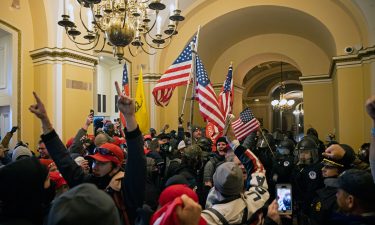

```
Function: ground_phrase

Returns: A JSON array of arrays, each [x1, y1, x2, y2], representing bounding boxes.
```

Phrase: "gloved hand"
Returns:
[[10, 126, 18, 134]]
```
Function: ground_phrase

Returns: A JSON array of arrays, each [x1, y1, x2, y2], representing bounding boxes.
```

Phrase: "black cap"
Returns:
[[338, 144, 355, 168], [337, 169, 375, 201], [216, 137, 228, 145], [191, 125, 201, 132]]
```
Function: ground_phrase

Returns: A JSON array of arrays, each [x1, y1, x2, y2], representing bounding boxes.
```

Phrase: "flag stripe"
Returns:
[[152, 35, 196, 106], [195, 55, 225, 130], [232, 108, 260, 141], [218, 65, 233, 118]]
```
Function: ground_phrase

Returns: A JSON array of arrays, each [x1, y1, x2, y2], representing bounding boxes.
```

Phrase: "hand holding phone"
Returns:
[[276, 183, 292, 215]]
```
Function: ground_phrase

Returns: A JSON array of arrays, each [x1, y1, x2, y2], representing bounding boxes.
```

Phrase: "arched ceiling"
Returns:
[[244, 61, 302, 97], [198, 5, 336, 73]]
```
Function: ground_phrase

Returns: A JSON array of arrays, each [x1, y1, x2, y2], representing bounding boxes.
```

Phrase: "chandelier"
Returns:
[[293, 102, 304, 115], [271, 62, 295, 111], [58, 0, 184, 62]]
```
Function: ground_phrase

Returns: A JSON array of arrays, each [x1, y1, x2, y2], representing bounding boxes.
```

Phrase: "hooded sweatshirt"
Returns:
[[0, 157, 49, 225]]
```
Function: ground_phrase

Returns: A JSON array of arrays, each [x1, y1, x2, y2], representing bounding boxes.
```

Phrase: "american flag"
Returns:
[[119, 63, 129, 129], [152, 35, 196, 107], [232, 108, 260, 141], [195, 55, 225, 130], [218, 64, 233, 118], [122, 63, 130, 96]]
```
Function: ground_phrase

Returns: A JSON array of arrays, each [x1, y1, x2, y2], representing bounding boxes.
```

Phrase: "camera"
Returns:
[[344, 46, 354, 54], [160, 142, 172, 153]]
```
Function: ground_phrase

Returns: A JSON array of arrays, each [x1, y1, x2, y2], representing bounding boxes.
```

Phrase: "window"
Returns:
[[102, 94, 106, 113], [97, 94, 101, 112], [115, 95, 118, 113]]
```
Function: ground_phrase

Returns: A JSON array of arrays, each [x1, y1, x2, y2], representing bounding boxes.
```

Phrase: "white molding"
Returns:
[[30, 47, 98, 68], [299, 74, 332, 85]]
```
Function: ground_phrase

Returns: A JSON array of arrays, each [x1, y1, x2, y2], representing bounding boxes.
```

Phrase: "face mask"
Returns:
[[277, 148, 290, 155]]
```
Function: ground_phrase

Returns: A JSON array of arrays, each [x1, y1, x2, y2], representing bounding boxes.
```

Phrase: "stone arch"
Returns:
[[158, 0, 368, 76]]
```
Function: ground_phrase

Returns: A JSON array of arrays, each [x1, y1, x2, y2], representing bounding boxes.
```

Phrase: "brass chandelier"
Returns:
[[271, 62, 295, 111], [58, 0, 184, 62]]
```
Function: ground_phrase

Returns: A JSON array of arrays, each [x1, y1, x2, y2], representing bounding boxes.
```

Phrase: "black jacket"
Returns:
[[42, 127, 146, 224], [310, 178, 339, 225]]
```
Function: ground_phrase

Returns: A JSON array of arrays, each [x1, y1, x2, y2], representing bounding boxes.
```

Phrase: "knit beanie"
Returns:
[[47, 183, 121, 225], [11, 145, 32, 162], [158, 184, 198, 207], [213, 162, 243, 196], [216, 137, 228, 146], [150, 184, 206, 225]]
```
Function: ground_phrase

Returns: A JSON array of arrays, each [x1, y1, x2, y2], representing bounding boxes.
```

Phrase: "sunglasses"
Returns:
[[94, 147, 116, 157]]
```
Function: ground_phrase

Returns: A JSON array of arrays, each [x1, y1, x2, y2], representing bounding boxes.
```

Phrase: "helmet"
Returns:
[[358, 143, 370, 163], [273, 129, 284, 142], [197, 137, 212, 152], [307, 128, 319, 139], [183, 144, 202, 160], [277, 139, 295, 155], [296, 136, 319, 165]]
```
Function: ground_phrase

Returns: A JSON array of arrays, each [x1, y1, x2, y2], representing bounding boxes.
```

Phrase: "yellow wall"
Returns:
[[63, 64, 94, 142], [0, 0, 37, 147], [303, 82, 334, 141], [333, 65, 369, 149], [249, 104, 270, 130]]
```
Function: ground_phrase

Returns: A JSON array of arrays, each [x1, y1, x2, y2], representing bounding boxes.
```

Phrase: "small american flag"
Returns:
[[232, 108, 260, 141], [120, 63, 129, 128], [152, 35, 196, 107], [218, 64, 233, 118], [195, 55, 225, 130], [122, 63, 129, 96]]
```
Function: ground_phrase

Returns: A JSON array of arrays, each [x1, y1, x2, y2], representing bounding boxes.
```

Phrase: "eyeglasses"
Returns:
[[94, 147, 116, 157]]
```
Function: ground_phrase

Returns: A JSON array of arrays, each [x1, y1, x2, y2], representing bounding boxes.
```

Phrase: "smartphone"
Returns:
[[276, 183, 292, 215], [90, 109, 94, 116]]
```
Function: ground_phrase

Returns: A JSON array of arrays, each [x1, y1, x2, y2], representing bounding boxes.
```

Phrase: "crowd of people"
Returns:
[[0, 83, 374, 225]]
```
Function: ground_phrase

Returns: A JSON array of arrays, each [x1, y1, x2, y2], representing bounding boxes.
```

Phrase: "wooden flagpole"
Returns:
[[189, 26, 201, 143], [259, 128, 275, 157]]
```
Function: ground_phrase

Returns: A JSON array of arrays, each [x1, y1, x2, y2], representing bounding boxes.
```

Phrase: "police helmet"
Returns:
[[197, 137, 212, 152], [358, 143, 370, 163], [296, 136, 319, 165], [277, 139, 295, 155]]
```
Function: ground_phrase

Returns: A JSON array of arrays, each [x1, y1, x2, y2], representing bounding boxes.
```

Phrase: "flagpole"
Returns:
[[259, 129, 275, 157], [189, 26, 201, 142]]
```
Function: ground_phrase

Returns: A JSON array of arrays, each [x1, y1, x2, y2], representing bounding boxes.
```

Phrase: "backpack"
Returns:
[[164, 157, 181, 180]]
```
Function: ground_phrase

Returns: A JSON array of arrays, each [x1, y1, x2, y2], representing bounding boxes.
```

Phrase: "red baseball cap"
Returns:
[[86, 143, 124, 166]]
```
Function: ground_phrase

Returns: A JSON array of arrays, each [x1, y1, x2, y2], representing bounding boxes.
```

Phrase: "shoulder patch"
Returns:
[[309, 171, 317, 180]]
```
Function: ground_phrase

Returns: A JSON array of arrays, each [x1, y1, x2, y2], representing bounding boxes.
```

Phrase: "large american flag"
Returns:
[[232, 108, 260, 141], [119, 63, 129, 128], [195, 55, 225, 130], [218, 64, 233, 118], [152, 35, 196, 107]]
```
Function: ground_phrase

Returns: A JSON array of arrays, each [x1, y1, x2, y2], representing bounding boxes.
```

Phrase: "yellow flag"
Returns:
[[135, 67, 149, 134]]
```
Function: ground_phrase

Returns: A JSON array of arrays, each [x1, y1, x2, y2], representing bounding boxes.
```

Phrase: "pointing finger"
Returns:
[[33, 92, 41, 104]]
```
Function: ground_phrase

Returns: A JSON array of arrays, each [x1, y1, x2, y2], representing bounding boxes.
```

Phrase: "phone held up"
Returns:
[[90, 109, 94, 116], [276, 183, 292, 215]]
